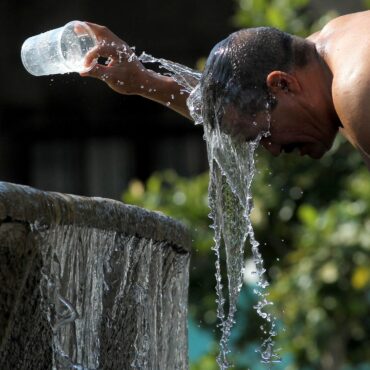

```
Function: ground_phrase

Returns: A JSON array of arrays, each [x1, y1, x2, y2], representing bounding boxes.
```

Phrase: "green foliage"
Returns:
[[363, 0, 370, 10], [190, 349, 219, 370], [232, 0, 339, 36], [124, 170, 212, 254], [252, 144, 370, 368]]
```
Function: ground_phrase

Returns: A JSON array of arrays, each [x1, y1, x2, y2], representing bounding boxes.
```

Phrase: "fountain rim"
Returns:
[[0, 181, 191, 253]]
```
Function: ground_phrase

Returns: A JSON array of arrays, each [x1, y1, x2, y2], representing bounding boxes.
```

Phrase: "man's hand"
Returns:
[[80, 22, 150, 95], [80, 22, 192, 119]]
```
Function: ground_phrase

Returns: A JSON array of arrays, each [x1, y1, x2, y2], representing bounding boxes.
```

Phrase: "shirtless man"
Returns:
[[81, 11, 370, 169]]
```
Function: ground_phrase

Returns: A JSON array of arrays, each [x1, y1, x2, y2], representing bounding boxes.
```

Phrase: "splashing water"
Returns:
[[138, 52, 202, 94], [138, 52, 281, 366], [190, 85, 281, 367]]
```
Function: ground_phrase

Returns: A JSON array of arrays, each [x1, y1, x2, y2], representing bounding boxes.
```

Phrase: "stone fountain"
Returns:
[[0, 181, 190, 369]]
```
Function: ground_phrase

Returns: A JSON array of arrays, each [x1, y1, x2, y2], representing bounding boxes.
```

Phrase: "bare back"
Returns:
[[311, 11, 370, 167]]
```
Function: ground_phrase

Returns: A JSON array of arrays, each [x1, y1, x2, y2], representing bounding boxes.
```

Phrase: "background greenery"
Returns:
[[124, 1, 370, 369]]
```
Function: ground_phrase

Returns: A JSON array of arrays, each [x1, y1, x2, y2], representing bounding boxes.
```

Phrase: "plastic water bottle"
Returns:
[[21, 21, 97, 76]]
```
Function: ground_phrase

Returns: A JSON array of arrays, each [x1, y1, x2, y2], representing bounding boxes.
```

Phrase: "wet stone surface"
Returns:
[[0, 181, 190, 370]]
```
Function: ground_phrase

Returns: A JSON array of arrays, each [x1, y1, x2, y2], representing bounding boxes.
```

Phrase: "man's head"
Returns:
[[200, 27, 338, 158]]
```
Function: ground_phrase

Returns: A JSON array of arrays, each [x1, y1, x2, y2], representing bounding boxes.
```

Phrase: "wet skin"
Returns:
[[263, 101, 339, 159], [220, 11, 370, 166], [220, 39, 342, 159], [221, 100, 338, 159], [258, 11, 370, 166], [80, 11, 370, 168]]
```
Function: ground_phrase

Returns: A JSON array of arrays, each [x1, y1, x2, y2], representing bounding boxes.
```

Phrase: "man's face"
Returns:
[[221, 103, 335, 159]]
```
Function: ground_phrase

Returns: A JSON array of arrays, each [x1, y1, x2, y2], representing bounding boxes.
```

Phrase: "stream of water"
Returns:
[[139, 53, 281, 367]]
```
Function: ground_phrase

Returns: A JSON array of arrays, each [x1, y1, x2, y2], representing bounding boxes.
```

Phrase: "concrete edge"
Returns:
[[0, 182, 191, 253]]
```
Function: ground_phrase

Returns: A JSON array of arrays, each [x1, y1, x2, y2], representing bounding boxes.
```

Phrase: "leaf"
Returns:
[[351, 266, 370, 290], [297, 204, 318, 227]]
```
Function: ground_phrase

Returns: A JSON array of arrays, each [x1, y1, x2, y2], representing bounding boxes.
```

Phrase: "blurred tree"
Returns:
[[250, 139, 370, 370], [232, 0, 338, 35]]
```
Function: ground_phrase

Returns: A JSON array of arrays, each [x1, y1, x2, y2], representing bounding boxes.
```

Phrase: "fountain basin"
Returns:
[[0, 182, 190, 369]]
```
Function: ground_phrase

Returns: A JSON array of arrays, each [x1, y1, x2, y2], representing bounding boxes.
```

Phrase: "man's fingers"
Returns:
[[80, 64, 111, 81], [82, 22, 112, 40], [84, 42, 131, 68], [79, 22, 133, 67], [84, 45, 100, 67], [73, 22, 86, 35], [83, 22, 107, 33], [82, 22, 126, 47], [84, 44, 115, 68]]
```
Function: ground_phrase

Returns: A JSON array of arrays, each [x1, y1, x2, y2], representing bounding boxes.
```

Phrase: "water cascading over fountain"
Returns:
[[0, 182, 190, 370]]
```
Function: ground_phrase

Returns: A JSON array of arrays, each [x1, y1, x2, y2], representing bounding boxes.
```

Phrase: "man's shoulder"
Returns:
[[334, 73, 370, 161], [324, 11, 370, 166], [319, 11, 370, 34], [313, 11, 370, 63]]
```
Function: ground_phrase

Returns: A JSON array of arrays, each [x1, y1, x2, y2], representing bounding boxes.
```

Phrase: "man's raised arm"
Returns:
[[80, 22, 195, 120]]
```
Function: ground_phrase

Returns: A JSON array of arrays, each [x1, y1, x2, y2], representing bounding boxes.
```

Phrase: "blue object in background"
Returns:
[[188, 318, 214, 361]]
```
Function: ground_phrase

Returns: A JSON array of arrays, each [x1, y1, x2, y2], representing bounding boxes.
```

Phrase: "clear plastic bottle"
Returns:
[[21, 21, 97, 76]]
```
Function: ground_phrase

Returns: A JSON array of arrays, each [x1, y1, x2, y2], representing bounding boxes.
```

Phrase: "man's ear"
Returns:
[[266, 71, 301, 94]]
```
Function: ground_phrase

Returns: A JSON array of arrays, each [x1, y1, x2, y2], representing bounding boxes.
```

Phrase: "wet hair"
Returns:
[[200, 27, 312, 128]]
